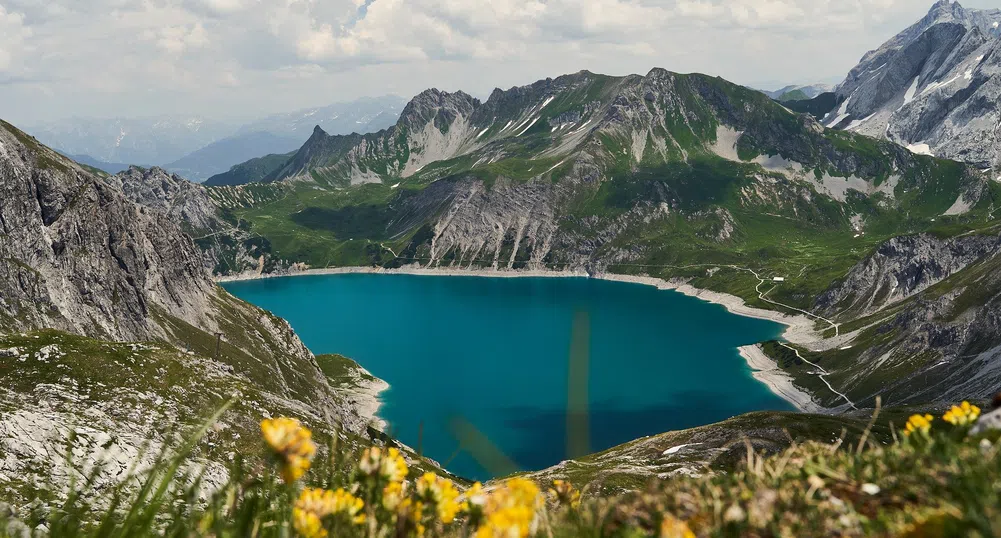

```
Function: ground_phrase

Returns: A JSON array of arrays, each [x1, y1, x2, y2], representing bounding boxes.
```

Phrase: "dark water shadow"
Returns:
[[494, 390, 787, 472]]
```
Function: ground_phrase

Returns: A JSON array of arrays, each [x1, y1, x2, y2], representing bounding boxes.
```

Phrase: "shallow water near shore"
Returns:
[[223, 273, 792, 480]]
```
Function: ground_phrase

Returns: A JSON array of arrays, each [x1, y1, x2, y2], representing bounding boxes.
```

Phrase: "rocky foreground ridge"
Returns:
[[0, 120, 419, 507]]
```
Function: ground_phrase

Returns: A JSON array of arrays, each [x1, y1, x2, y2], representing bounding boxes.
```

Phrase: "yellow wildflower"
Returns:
[[261, 418, 316, 483], [359, 446, 408, 483], [548, 480, 581, 509], [904, 414, 934, 437], [942, 401, 981, 426], [331, 489, 366, 525], [461, 482, 488, 526], [462, 482, 487, 510], [474, 478, 543, 538], [292, 509, 326, 538], [397, 498, 426, 537], [416, 472, 466, 524], [383, 480, 409, 512], [292, 487, 366, 538], [660, 514, 696, 538]]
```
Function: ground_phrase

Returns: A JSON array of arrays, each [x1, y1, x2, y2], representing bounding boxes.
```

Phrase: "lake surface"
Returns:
[[223, 274, 791, 480]]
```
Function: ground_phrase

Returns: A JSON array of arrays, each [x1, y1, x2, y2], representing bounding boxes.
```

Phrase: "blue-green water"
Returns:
[[223, 274, 792, 480]]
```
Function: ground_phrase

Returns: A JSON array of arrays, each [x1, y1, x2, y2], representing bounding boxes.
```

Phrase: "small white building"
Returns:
[[773, 277, 786, 283]]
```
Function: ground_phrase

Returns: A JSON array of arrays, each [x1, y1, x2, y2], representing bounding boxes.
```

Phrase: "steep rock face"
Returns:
[[794, 229, 1001, 408], [0, 121, 320, 380], [0, 120, 396, 508], [816, 232, 1001, 316], [0, 121, 214, 341], [828, 1, 1001, 169], [816, 262, 1001, 407], [425, 178, 560, 270], [108, 166, 284, 276], [109, 165, 224, 232], [222, 68, 984, 281]]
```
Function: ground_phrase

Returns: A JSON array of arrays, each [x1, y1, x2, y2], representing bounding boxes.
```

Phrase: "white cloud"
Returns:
[[2, 0, 1000, 125], [151, 22, 209, 54], [0, 5, 32, 72]]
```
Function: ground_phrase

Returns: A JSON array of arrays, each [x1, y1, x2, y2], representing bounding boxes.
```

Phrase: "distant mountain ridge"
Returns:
[[764, 84, 834, 101], [25, 96, 407, 183], [204, 152, 295, 186], [28, 116, 231, 166], [235, 95, 406, 141], [823, 0, 1001, 170], [57, 152, 137, 175], [163, 131, 303, 182], [226, 69, 968, 195]]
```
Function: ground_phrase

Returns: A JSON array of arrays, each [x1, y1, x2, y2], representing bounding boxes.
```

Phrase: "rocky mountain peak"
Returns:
[[925, 0, 967, 25], [0, 120, 216, 341], [398, 89, 480, 131], [107, 165, 222, 233], [825, 0, 1001, 169]]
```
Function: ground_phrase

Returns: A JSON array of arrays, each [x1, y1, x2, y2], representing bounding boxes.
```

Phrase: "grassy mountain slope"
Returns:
[[208, 69, 989, 308], [0, 119, 452, 509], [194, 67, 1000, 414], [204, 153, 295, 186]]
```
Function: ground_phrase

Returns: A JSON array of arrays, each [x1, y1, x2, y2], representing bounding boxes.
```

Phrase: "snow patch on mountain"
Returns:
[[832, 1, 1001, 169], [901, 77, 920, 109]]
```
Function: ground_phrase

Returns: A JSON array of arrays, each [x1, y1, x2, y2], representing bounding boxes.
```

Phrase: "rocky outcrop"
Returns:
[[828, 1, 1001, 170], [799, 228, 1001, 407], [109, 165, 224, 232], [426, 177, 560, 270], [108, 166, 284, 276], [0, 120, 324, 388], [0, 119, 397, 509], [816, 232, 1001, 317], [0, 121, 215, 341]]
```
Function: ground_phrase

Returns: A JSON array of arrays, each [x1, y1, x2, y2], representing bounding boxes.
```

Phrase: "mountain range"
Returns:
[[194, 62, 997, 415], [763, 84, 834, 102], [24, 96, 406, 182], [819, 0, 1001, 170], [6, 0, 1001, 505]]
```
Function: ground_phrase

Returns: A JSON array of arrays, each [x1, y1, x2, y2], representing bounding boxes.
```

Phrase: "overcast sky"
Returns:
[[1, 0, 997, 126]]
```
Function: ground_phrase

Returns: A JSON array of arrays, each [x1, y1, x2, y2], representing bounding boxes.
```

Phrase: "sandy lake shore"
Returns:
[[738, 344, 825, 413], [342, 363, 390, 432], [218, 266, 827, 413]]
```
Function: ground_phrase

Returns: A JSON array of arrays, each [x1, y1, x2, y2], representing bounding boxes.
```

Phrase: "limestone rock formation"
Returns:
[[827, 1, 1001, 170]]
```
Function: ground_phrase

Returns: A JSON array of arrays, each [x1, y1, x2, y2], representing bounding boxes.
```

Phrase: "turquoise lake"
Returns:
[[223, 274, 792, 480]]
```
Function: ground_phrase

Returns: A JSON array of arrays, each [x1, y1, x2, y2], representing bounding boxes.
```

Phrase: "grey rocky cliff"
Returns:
[[0, 119, 391, 507], [828, 1, 1001, 170], [0, 119, 368, 417], [816, 232, 1001, 317], [107, 165, 224, 232], [0, 121, 214, 341], [805, 230, 1001, 407], [107, 165, 286, 277]]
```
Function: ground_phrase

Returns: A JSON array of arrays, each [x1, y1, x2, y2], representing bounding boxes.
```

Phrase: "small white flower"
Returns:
[[861, 483, 880, 495]]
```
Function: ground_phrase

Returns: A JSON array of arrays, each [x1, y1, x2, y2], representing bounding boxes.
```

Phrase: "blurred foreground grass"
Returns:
[[1, 399, 1000, 537]]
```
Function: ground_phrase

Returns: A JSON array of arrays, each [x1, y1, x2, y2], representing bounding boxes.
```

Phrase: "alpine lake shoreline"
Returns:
[[217, 265, 833, 435]]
